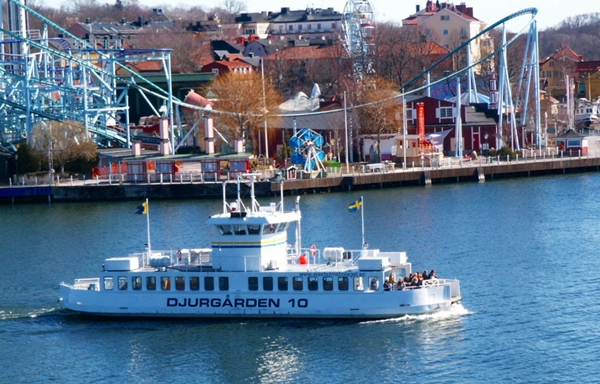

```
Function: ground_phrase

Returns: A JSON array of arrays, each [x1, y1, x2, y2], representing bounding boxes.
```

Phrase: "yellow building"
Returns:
[[402, 1, 493, 70], [575, 61, 600, 101], [539, 45, 583, 100]]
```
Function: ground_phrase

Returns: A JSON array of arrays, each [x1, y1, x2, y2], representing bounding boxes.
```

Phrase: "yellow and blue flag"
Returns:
[[348, 198, 362, 212], [136, 202, 147, 215]]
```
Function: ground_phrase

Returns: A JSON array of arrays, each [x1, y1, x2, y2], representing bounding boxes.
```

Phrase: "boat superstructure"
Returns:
[[59, 177, 461, 319], [575, 98, 599, 127]]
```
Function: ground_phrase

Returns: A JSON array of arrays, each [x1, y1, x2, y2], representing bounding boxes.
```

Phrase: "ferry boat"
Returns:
[[59, 178, 462, 319]]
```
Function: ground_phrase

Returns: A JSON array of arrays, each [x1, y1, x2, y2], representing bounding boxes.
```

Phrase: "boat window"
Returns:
[[233, 225, 247, 235], [263, 224, 276, 234], [293, 276, 303, 291], [205, 277, 214, 291], [276, 223, 287, 232], [118, 276, 128, 290], [146, 276, 156, 290], [248, 277, 259, 291], [175, 276, 185, 291], [338, 277, 349, 291], [132, 276, 142, 290], [161, 277, 171, 290], [369, 277, 379, 291], [219, 277, 229, 290], [247, 225, 261, 235], [278, 277, 288, 291], [263, 277, 273, 291], [323, 277, 334, 291], [308, 277, 318, 291], [103, 276, 114, 290], [189, 276, 200, 291], [354, 276, 364, 291], [219, 225, 232, 235]]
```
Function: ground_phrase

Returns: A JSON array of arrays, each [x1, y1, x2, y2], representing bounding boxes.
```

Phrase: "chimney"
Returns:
[[137, 16, 144, 27], [281, 7, 290, 14]]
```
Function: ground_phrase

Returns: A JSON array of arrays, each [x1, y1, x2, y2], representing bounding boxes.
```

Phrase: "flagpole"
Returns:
[[360, 196, 365, 249], [146, 198, 151, 256]]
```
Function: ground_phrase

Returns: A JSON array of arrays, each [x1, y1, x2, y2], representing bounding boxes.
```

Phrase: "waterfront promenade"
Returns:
[[3, 150, 600, 203]]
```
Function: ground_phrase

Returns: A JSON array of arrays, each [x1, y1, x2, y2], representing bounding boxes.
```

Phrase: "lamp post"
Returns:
[[14, 153, 18, 184], [484, 133, 489, 155]]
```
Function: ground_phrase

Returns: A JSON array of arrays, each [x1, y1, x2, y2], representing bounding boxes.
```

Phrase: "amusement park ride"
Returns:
[[0, 0, 542, 160]]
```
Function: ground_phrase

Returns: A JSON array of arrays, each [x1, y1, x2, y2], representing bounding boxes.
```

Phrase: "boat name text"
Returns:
[[167, 296, 309, 308]]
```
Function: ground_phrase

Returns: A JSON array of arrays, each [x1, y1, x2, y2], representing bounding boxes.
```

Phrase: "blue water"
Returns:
[[2, 174, 600, 383]]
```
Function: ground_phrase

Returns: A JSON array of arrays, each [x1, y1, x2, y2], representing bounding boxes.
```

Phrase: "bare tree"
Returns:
[[29, 121, 98, 175], [206, 73, 282, 154], [355, 77, 402, 160]]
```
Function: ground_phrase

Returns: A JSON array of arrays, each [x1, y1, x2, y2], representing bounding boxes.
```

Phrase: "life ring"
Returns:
[[311, 244, 317, 257]]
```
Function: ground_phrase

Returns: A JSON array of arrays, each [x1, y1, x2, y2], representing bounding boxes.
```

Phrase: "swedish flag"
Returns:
[[136, 202, 148, 215], [348, 198, 362, 212]]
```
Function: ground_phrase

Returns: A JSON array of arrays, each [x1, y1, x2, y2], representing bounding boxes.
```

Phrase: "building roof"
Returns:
[[540, 45, 583, 65], [402, 1, 481, 24]]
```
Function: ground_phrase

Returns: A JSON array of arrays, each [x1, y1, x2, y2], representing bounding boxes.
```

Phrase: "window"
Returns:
[[439, 107, 454, 118], [219, 277, 229, 291], [293, 277, 303, 291], [278, 277, 288, 291], [461, 26, 467, 36], [354, 276, 364, 291], [279, 25, 283, 32], [289, 25, 293, 31], [263, 277, 273, 291], [118, 276, 128, 290], [104, 276, 114, 290], [307, 24, 312, 30], [338, 277, 349, 291], [247, 224, 261, 235], [190, 276, 200, 291], [298, 25, 302, 31], [548, 71, 552, 78], [212, 68, 219, 74], [146, 276, 156, 290], [443, 29, 449, 36], [205, 277, 214, 291], [440, 15, 450, 21], [308, 277, 318, 291], [132, 276, 142, 290], [549, 61, 555, 67], [161, 277, 171, 290], [406, 109, 414, 119], [323, 277, 334, 291], [332, 23, 336, 28], [317, 23, 321, 30], [175, 276, 185, 291], [248, 277, 259, 291]]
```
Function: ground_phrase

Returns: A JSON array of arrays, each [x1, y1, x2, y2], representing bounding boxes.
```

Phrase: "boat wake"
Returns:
[[361, 303, 471, 325]]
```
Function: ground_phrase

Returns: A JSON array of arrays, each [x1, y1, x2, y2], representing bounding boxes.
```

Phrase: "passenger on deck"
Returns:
[[410, 274, 419, 287], [370, 277, 379, 291], [428, 270, 437, 279], [397, 279, 406, 290], [383, 278, 392, 291], [423, 270, 429, 280]]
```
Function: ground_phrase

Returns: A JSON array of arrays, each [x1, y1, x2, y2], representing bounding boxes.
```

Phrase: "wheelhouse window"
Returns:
[[118, 276, 128, 290], [205, 277, 214, 291], [263, 224, 277, 234], [338, 276, 349, 291], [293, 277, 303, 291], [218, 225, 232, 235], [132, 276, 142, 290], [103, 276, 114, 290], [278, 277, 288, 291], [175, 276, 185, 291], [189, 276, 200, 291], [263, 277, 273, 291], [308, 277, 318, 291], [323, 277, 334, 291], [146, 276, 156, 290], [247, 224, 261, 235], [161, 276, 171, 290], [248, 277, 259, 291], [354, 276, 364, 291], [219, 277, 229, 290]]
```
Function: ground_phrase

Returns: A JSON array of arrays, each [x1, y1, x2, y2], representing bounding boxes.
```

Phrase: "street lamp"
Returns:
[[484, 133, 489, 155], [14, 153, 18, 184]]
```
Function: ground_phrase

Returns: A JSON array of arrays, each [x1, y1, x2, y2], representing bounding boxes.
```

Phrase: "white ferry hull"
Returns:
[[59, 283, 457, 319]]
